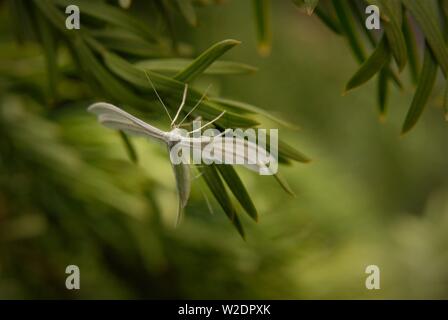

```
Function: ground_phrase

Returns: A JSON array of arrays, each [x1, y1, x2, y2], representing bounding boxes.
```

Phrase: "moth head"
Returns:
[[166, 127, 188, 142]]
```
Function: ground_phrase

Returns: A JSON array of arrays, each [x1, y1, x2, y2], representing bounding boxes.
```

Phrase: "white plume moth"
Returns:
[[88, 75, 278, 224]]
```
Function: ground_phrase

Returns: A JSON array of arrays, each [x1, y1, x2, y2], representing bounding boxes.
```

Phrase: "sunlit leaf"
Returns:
[[174, 39, 241, 82]]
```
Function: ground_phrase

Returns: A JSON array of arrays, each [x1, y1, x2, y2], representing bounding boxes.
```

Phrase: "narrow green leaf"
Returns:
[[383, 1, 407, 71], [197, 165, 245, 238], [252, 0, 272, 56], [332, 0, 366, 63], [174, 39, 241, 82], [403, 13, 420, 84], [275, 136, 311, 163], [345, 36, 390, 93], [348, 1, 376, 46], [440, 0, 448, 42], [216, 165, 258, 222], [402, 0, 448, 77], [9, 0, 37, 43], [378, 68, 389, 118], [90, 29, 172, 58], [118, 131, 138, 164], [34, 0, 70, 35], [136, 58, 257, 75], [314, 3, 342, 34], [35, 9, 58, 102], [402, 44, 438, 134], [347, 1, 402, 90], [443, 81, 448, 121], [176, 0, 197, 26], [273, 173, 295, 197], [370, 0, 407, 71], [75, 38, 149, 108]]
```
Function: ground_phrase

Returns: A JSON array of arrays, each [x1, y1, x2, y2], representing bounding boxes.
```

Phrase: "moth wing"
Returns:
[[88, 102, 167, 142], [169, 150, 191, 226], [202, 137, 278, 175]]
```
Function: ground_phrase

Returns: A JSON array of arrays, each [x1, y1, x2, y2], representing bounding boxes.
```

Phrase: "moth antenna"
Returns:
[[144, 70, 173, 122], [188, 110, 226, 134], [178, 84, 212, 126], [171, 83, 188, 127]]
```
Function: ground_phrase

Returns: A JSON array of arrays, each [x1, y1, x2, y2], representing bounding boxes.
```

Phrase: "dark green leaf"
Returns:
[[402, 43, 438, 134], [402, 0, 448, 77], [197, 165, 245, 238], [345, 36, 390, 93], [90, 29, 172, 58], [371, 0, 407, 71], [403, 13, 420, 84], [75, 38, 149, 108], [332, 0, 366, 63], [274, 173, 295, 197], [216, 165, 258, 221], [35, 9, 59, 101], [314, 3, 342, 34]]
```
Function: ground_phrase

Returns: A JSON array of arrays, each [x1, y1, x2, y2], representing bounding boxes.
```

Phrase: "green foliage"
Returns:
[[291, 0, 448, 132], [5, 0, 308, 236], [1, 0, 448, 300]]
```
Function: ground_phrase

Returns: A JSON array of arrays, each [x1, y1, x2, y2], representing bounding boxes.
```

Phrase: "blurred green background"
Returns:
[[1, 0, 448, 299]]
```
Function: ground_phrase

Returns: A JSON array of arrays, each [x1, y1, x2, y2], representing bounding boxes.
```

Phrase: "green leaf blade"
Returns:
[[402, 44, 438, 134], [174, 39, 241, 83], [216, 165, 258, 222]]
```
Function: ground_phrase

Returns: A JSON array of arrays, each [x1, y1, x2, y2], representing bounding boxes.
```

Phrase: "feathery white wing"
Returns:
[[88, 102, 168, 143], [88, 102, 192, 225]]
